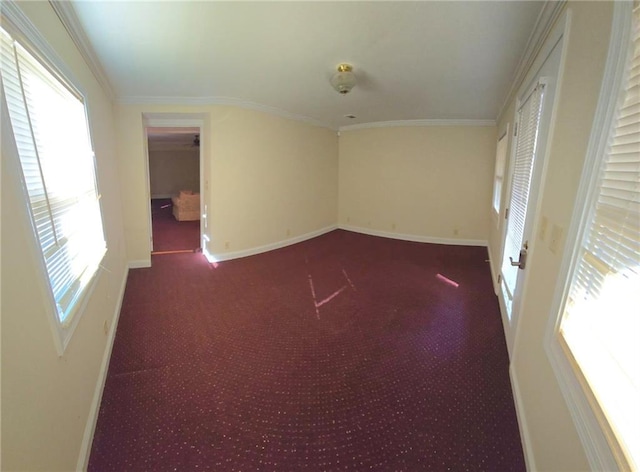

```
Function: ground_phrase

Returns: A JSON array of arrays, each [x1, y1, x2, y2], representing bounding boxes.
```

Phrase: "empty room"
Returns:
[[1, 1, 638, 471]]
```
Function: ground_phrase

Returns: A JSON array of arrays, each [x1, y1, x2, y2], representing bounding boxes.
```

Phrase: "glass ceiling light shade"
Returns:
[[330, 63, 356, 94]]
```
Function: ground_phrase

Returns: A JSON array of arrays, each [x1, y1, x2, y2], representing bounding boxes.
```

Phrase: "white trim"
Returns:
[[48, 0, 115, 100], [497, 1, 567, 122], [128, 259, 151, 269], [339, 224, 488, 247], [497, 9, 571, 360], [0, 36, 105, 356], [207, 225, 338, 262], [546, 340, 622, 471], [142, 114, 206, 259], [492, 123, 510, 221], [206, 225, 488, 264], [509, 365, 538, 472], [0, 66, 67, 355], [122, 96, 334, 130], [76, 266, 129, 472], [544, 2, 634, 470], [60, 266, 105, 352], [0, 0, 87, 99], [142, 128, 154, 253], [121, 99, 497, 132], [487, 243, 499, 296], [339, 119, 495, 132]]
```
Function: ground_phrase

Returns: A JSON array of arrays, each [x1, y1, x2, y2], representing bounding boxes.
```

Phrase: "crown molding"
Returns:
[[48, 0, 115, 100], [118, 95, 336, 130], [339, 118, 496, 132], [1, 0, 86, 97], [497, 0, 567, 121], [124, 96, 496, 131]]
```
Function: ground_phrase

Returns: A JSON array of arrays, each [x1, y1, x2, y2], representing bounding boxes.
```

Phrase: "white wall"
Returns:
[[339, 125, 496, 243], [0, 2, 127, 470], [489, 2, 614, 470], [115, 105, 339, 264]]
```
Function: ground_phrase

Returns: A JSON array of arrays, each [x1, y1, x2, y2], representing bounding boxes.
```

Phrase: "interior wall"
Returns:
[[0, 2, 618, 471], [338, 125, 496, 243], [489, 2, 614, 470], [115, 105, 339, 264], [0, 2, 127, 471], [148, 148, 199, 198]]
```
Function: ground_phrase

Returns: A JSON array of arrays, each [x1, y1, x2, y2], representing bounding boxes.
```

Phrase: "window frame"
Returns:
[[1, 4, 106, 355], [545, 2, 636, 469]]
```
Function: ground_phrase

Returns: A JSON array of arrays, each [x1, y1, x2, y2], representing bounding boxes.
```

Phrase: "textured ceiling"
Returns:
[[70, 1, 543, 129]]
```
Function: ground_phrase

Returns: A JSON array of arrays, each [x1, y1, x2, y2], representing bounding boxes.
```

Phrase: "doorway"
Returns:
[[146, 127, 202, 255], [498, 31, 565, 356]]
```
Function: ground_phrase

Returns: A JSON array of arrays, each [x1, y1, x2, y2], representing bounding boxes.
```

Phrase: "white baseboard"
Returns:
[[76, 266, 129, 471], [128, 259, 151, 269], [338, 224, 488, 247], [208, 224, 338, 262], [208, 224, 489, 263], [510, 365, 537, 472]]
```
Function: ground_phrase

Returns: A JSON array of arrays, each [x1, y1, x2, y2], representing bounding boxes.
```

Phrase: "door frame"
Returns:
[[497, 12, 571, 358], [142, 113, 206, 258]]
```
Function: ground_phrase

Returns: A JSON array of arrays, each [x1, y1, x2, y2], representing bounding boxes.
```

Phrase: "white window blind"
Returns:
[[492, 129, 509, 214], [559, 4, 639, 468], [0, 27, 106, 326], [500, 83, 546, 314]]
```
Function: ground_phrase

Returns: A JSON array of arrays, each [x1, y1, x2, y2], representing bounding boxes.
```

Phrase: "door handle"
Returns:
[[510, 248, 528, 270]]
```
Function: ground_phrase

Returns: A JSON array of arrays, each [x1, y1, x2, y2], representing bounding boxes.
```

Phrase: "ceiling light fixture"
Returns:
[[330, 63, 356, 95]]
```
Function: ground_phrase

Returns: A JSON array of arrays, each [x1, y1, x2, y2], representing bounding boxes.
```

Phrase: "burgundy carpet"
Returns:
[[151, 198, 200, 253], [89, 230, 525, 471]]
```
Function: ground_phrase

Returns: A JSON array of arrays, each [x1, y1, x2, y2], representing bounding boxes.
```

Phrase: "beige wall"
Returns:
[[0, 2, 616, 470], [1, 2, 128, 471], [339, 126, 496, 242], [489, 2, 614, 470], [148, 148, 200, 198], [115, 105, 339, 263]]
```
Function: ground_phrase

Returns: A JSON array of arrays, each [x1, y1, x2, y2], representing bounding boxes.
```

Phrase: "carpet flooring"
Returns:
[[151, 198, 200, 253], [89, 230, 525, 471]]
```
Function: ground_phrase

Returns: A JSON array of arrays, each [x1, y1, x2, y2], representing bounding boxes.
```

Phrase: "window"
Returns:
[[548, 3, 639, 469], [492, 125, 509, 215], [0, 26, 105, 350]]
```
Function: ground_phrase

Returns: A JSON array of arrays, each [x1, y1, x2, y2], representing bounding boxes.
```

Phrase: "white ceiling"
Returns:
[[70, 1, 544, 129]]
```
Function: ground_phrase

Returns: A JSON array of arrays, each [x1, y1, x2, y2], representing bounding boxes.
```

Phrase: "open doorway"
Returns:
[[146, 127, 201, 255]]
